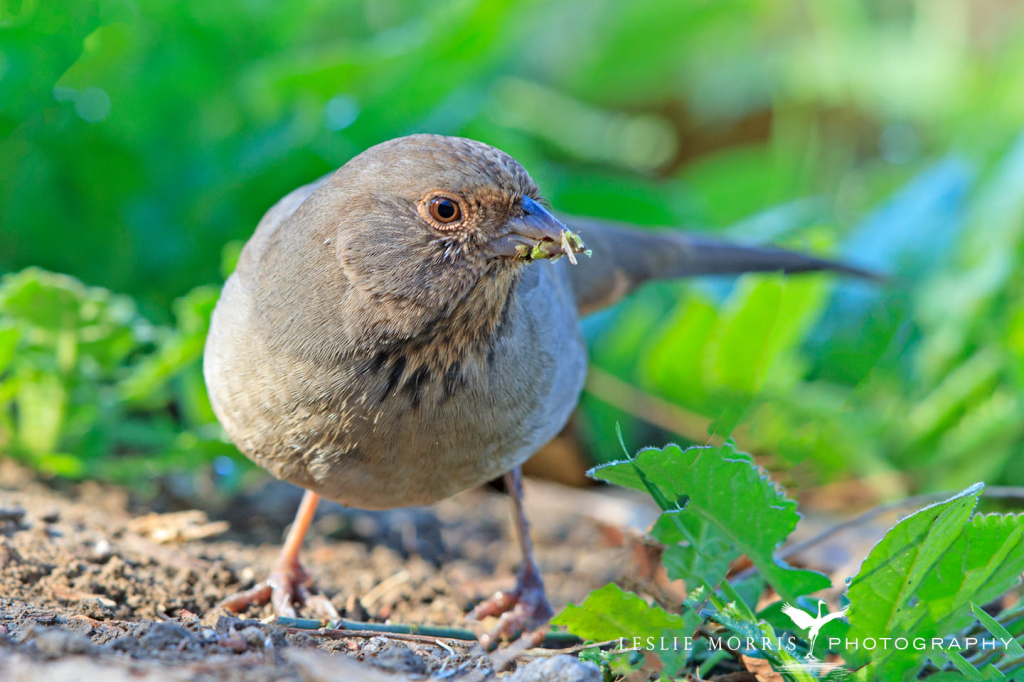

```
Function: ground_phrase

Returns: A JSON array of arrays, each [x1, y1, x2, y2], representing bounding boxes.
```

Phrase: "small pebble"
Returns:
[[90, 539, 113, 563], [507, 655, 602, 682], [0, 508, 26, 523], [140, 621, 196, 649], [367, 641, 427, 675], [29, 626, 97, 658]]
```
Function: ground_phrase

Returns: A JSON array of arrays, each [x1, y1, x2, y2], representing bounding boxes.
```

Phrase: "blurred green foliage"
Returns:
[[4, 0, 1024, 494], [0, 267, 235, 482]]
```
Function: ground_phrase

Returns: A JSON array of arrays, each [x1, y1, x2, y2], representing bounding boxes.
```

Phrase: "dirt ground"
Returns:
[[0, 458, 662, 681], [0, 453, 898, 682]]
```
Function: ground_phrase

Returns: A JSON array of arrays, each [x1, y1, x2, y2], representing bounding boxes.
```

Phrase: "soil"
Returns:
[[0, 459, 654, 681], [0, 454, 891, 681]]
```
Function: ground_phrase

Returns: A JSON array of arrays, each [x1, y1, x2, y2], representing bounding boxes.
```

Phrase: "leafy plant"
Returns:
[[0, 267, 239, 484], [554, 441, 1024, 680], [586, 134, 1024, 498]]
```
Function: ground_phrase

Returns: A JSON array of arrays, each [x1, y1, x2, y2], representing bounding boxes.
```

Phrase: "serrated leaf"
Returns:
[[845, 484, 1024, 680], [551, 583, 687, 644], [590, 442, 829, 600]]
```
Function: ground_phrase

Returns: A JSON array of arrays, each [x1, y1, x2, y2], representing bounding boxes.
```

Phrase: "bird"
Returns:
[[781, 600, 849, 659], [202, 134, 876, 646]]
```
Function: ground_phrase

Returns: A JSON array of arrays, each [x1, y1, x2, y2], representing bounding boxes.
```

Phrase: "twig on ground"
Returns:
[[360, 569, 411, 608], [285, 625, 467, 647], [276, 616, 582, 648], [522, 640, 641, 657]]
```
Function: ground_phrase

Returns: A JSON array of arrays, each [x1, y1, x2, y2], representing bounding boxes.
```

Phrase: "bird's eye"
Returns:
[[429, 196, 462, 224]]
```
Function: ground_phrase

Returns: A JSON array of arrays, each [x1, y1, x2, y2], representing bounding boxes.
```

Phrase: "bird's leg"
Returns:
[[470, 467, 554, 649], [218, 490, 339, 621]]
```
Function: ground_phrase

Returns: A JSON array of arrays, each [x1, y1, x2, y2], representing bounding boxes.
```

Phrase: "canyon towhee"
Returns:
[[203, 134, 875, 645]]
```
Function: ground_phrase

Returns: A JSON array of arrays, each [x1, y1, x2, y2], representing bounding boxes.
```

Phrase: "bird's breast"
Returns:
[[204, 262, 587, 510]]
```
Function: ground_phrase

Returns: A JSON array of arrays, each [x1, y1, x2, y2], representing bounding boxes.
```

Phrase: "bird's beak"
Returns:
[[485, 196, 569, 259]]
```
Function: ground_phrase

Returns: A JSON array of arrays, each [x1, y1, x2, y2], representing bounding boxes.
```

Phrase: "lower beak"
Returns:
[[485, 196, 568, 259]]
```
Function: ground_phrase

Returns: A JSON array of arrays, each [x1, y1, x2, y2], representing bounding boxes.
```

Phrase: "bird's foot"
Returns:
[[469, 579, 554, 650], [218, 555, 339, 622]]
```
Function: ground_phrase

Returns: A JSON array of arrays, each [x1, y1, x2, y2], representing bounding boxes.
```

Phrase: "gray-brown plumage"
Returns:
[[203, 134, 874, 641]]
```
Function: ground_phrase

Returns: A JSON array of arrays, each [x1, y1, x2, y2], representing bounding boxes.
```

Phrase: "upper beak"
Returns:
[[485, 196, 568, 259]]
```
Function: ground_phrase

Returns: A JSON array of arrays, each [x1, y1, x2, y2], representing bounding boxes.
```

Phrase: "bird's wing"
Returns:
[[780, 603, 816, 630], [233, 174, 331, 289], [559, 215, 881, 316], [821, 608, 850, 625]]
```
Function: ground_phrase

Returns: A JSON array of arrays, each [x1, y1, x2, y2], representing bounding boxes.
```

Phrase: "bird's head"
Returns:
[[323, 135, 583, 315]]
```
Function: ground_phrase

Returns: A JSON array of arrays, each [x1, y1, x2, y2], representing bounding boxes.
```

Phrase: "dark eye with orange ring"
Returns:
[[429, 196, 462, 224]]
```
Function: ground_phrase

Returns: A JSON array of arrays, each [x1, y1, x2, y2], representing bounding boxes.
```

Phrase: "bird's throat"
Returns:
[[366, 262, 522, 406]]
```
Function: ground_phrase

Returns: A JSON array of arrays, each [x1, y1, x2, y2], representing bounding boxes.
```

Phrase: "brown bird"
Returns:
[[203, 134, 874, 645]]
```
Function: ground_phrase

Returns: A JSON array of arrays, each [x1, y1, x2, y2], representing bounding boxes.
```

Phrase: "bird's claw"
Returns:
[[218, 557, 339, 622], [470, 583, 554, 650]]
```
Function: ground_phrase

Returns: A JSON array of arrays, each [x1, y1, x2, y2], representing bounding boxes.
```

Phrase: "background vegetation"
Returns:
[[8, 1, 1024, 679], [4, 0, 1024, 498]]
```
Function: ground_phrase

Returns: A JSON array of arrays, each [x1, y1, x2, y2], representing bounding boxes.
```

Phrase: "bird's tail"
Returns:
[[561, 217, 881, 315]]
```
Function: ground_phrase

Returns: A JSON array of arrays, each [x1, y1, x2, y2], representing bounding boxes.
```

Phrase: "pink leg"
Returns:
[[219, 490, 338, 620], [470, 468, 553, 648]]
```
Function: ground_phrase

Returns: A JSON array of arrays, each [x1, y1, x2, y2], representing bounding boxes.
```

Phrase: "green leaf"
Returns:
[[0, 269, 86, 331], [590, 442, 829, 600], [944, 649, 985, 681], [971, 603, 1024, 657], [552, 583, 687, 644], [845, 484, 980, 672], [658, 512, 737, 588], [643, 293, 718, 405], [120, 286, 220, 405], [705, 274, 828, 395], [845, 484, 1024, 680], [920, 513, 1024, 635], [686, 587, 817, 682], [718, 576, 757, 622], [905, 350, 1004, 446], [0, 326, 19, 375], [31, 452, 86, 478], [15, 370, 66, 454]]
